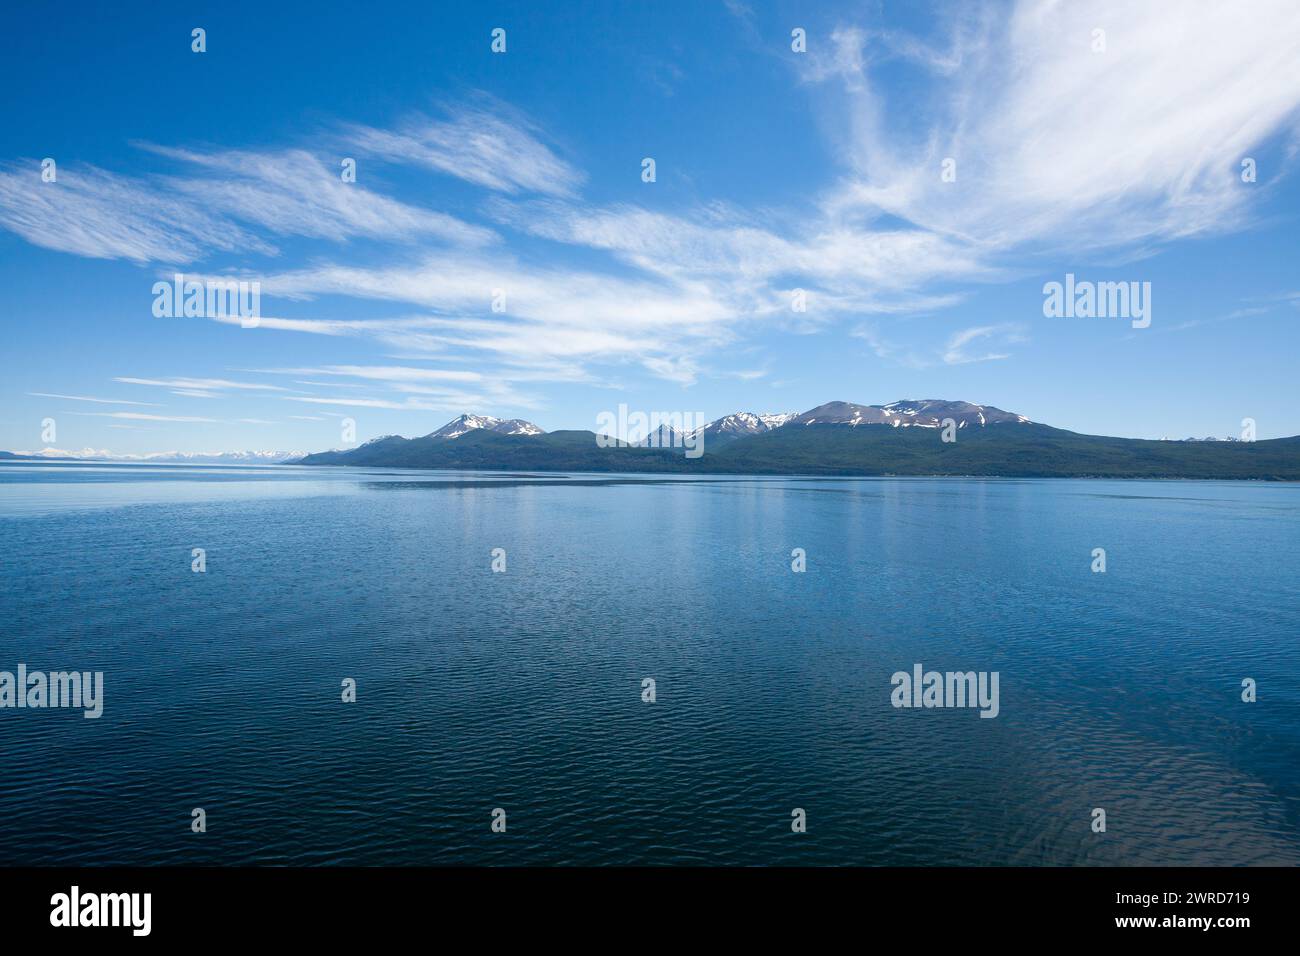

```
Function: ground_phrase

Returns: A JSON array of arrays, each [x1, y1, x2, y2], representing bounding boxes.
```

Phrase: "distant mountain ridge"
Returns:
[[288, 401, 1300, 480], [4, 402, 1293, 479], [787, 400, 1029, 429], [0, 448, 305, 463], [630, 411, 797, 451]]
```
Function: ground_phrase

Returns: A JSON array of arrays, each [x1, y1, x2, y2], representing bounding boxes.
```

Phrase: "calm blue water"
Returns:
[[1, 462, 1297, 865]]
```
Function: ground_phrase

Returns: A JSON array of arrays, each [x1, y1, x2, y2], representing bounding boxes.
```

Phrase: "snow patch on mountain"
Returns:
[[757, 412, 797, 429]]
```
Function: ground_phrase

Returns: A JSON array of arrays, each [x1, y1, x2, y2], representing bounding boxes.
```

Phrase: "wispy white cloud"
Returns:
[[491, 198, 988, 302], [280, 390, 533, 413], [73, 411, 223, 423], [820, 0, 1300, 258], [800, 26, 872, 92], [851, 324, 932, 369], [641, 355, 702, 386], [851, 321, 1029, 368], [942, 323, 1028, 365], [27, 392, 161, 406], [0, 162, 270, 263], [347, 99, 583, 197], [249, 365, 483, 384], [0, 137, 493, 265], [113, 376, 292, 393], [144, 144, 495, 247], [281, 395, 416, 410], [190, 255, 738, 386]]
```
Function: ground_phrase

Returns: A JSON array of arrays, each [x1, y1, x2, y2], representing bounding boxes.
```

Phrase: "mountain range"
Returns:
[[0, 449, 305, 464], [291, 402, 1300, 480]]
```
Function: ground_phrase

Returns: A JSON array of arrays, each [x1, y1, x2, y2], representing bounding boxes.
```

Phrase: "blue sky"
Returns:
[[2, 0, 1299, 455]]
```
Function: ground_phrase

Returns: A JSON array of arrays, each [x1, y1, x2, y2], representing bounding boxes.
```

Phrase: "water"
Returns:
[[1, 462, 1297, 866]]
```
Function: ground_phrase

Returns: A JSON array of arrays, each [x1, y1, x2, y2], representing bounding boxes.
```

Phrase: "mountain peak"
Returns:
[[424, 414, 545, 440]]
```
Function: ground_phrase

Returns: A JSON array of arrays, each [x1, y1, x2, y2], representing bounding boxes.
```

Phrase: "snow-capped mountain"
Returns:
[[636, 422, 718, 452], [639, 423, 688, 449], [9, 447, 114, 459], [692, 411, 798, 449], [424, 414, 545, 440], [787, 400, 1030, 430], [880, 400, 1030, 427], [146, 450, 308, 463], [703, 411, 797, 437]]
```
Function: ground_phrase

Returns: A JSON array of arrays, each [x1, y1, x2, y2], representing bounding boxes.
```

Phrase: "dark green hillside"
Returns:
[[710, 423, 1300, 479], [297, 429, 691, 472], [292, 421, 1300, 480]]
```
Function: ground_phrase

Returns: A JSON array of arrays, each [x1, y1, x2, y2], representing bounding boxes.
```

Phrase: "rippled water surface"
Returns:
[[1, 462, 1297, 865]]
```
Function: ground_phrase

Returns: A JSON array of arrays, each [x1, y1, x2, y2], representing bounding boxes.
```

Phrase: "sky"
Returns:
[[2, 0, 1299, 455]]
